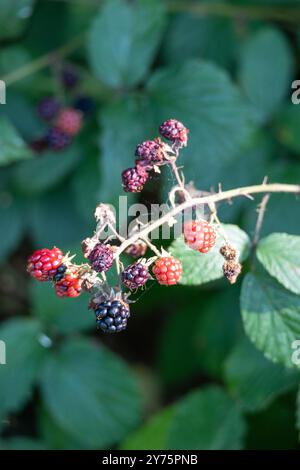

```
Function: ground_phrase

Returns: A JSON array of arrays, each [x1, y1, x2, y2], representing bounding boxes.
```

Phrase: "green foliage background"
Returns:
[[1, 0, 300, 450]]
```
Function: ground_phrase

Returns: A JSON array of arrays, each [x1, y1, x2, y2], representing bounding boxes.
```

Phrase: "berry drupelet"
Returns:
[[55, 272, 82, 298], [152, 257, 182, 286], [27, 247, 64, 281], [94, 299, 130, 333], [122, 263, 150, 290], [122, 166, 149, 193], [183, 220, 216, 254], [46, 127, 71, 151], [55, 108, 82, 136], [88, 243, 114, 273], [38, 97, 60, 121], [159, 119, 188, 147], [53, 264, 67, 282]]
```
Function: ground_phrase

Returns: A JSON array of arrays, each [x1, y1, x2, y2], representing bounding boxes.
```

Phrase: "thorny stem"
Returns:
[[252, 193, 271, 248], [114, 183, 300, 258], [142, 238, 161, 257]]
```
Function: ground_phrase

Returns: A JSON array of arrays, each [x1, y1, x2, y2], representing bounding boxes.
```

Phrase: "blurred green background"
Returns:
[[1, 0, 300, 450]]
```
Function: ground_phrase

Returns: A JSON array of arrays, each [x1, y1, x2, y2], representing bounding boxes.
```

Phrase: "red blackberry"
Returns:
[[55, 272, 82, 298], [159, 119, 188, 147], [122, 263, 150, 290], [55, 108, 82, 136], [152, 257, 182, 286], [88, 243, 114, 273], [122, 166, 149, 193], [125, 240, 148, 258], [94, 299, 130, 333], [38, 97, 60, 120], [46, 127, 71, 151], [53, 264, 67, 282], [183, 220, 216, 254], [27, 247, 63, 281], [135, 138, 166, 166]]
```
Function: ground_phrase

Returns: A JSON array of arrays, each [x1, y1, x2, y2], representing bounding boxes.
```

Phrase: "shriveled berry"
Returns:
[[125, 240, 148, 258], [122, 263, 150, 290], [94, 299, 130, 333], [88, 243, 114, 273], [223, 261, 242, 285], [55, 108, 82, 136], [122, 166, 149, 193], [27, 247, 63, 281], [55, 272, 82, 297], [220, 244, 237, 261], [152, 256, 182, 286], [135, 138, 166, 166], [46, 127, 71, 151], [38, 97, 60, 120], [183, 220, 216, 254], [159, 119, 188, 147]]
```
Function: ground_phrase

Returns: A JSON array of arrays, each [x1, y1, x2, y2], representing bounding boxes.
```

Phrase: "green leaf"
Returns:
[[99, 96, 154, 201], [147, 59, 253, 189], [121, 406, 175, 450], [40, 338, 142, 448], [0, 0, 34, 40], [257, 233, 300, 295], [224, 338, 299, 412], [239, 27, 293, 122], [13, 146, 81, 194], [168, 386, 246, 450], [0, 438, 46, 450], [274, 104, 300, 155], [30, 282, 92, 335], [0, 117, 33, 166], [0, 318, 46, 420], [87, 0, 166, 88], [241, 272, 300, 368], [169, 224, 250, 285], [0, 197, 24, 264]]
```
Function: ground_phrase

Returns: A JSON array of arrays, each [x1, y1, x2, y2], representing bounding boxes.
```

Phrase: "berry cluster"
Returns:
[[29, 64, 94, 154], [122, 119, 189, 193], [27, 119, 242, 334]]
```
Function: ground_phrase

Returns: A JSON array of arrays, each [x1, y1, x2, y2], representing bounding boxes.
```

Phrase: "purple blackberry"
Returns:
[[46, 127, 71, 151], [29, 137, 48, 154], [74, 96, 95, 115], [135, 138, 166, 166], [125, 240, 148, 258], [94, 299, 130, 333], [159, 119, 188, 147], [122, 166, 149, 193], [61, 67, 79, 89], [53, 264, 67, 282], [88, 243, 114, 273], [122, 263, 150, 290], [38, 97, 60, 121]]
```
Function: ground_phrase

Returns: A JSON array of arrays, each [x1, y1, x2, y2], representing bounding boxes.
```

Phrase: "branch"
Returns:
[[252, 193, 270, 248], [114, 183, 300, 257]]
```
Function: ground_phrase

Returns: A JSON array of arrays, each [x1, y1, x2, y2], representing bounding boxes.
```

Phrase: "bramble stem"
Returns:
[[252, 193, 270, 248], [114, 183, 300, 257]]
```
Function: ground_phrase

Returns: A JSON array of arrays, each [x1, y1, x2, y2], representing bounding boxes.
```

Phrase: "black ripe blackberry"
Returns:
[[122, 263, 150, 290], [53, 264, 67, 282], [94, 300, 130, 333]]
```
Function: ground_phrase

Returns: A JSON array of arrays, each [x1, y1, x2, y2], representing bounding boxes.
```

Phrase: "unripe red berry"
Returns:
[[121, 166, 149, 193], [152, 257, 182, 286], [183, 220, 216, 254], [55, 272, 82, 298], [55, 108, 83, 136], [159, 119, 188, 147], [27, 247, 63, 281], [122, 263, 150, 290]]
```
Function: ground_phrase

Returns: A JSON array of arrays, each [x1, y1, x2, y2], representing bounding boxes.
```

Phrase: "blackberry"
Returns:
[[74, 96, 95, 115], [94, 300, 130, 333], [46, 127, 71, 151], [122, 166, 149, 193], [122, 263, 150, 290], [53, 264, 67, 282], [88, 243, 114, 273], [61, 67, 79, 89], [27, 247, 63, 282], [38, 97, 60, 121], [29, 137, 48, 154], [135, 138, 166, 166], [159, 119, 188, 147]]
